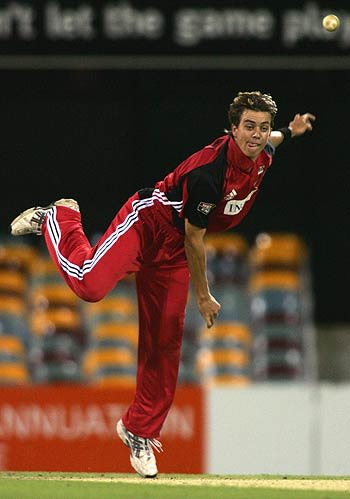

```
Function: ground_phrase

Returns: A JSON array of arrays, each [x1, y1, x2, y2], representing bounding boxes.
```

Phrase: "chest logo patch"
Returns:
[[224, 188, 257, 215], [197, 201, 216, 215], [224, 188, 238, 201]]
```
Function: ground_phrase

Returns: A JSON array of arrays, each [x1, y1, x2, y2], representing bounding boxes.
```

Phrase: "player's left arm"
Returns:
[[269, 112, 316, 148], [184, 219, 221, 328]]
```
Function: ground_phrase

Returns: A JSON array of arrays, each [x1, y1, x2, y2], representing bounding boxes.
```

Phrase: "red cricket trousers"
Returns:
[[42, 190, 190, 438]]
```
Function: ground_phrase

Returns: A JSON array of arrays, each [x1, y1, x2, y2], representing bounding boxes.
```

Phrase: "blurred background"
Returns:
[[0, 0, 349, 474]]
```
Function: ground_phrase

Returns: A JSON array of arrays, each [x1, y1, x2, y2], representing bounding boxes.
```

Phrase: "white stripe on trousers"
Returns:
[[46, 191, 183, 281]]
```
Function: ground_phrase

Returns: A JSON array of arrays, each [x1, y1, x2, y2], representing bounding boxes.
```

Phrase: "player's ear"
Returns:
[[231, 125, 237, 137]]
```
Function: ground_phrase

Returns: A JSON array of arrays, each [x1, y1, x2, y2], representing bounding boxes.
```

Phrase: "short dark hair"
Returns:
[[228, 91, 278, 128]]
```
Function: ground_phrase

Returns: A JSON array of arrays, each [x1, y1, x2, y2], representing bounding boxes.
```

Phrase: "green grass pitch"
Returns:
[[1, 473, 350, 499]]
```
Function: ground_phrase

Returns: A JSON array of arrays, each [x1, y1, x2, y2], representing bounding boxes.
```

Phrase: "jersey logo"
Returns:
[[224, 189, 257, 215], [197, 201, 216, 215], [224, 188, 238, 201]]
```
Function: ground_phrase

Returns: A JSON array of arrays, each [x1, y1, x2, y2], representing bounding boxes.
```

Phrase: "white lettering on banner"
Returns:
[[103, 3, 164, 39], [46, 2, 95, 40], [0, 403, 195, 441], [0, 403, 126, 440], [162, 406, 194, 439], [174, 8, 274, 46], [0, 3, 36, 39], [0, 1, 348, 49]]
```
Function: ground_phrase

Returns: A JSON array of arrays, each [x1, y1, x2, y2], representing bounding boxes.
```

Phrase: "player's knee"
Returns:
[[75, 285, 106, 303]]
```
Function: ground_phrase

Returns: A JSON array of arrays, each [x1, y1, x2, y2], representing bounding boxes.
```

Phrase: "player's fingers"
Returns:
[[206, 312, 218, 328], [303, 113, 316, 122]]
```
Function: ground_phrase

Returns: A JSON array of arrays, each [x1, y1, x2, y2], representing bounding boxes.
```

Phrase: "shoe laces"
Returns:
[[128, 432, 163, 458], [149, 438, 163, 454], [30, 209, 49, 233]]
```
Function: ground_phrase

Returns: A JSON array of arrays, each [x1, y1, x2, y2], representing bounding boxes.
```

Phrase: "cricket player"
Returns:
[[11, 91, 315, 478]]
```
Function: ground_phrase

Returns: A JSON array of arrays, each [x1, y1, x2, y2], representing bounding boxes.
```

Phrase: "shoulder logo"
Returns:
[[197, 201, 216, 215]]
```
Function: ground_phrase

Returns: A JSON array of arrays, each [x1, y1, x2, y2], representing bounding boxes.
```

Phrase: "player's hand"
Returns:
[[197, 294, 221, 329], [289, 113, 316, 137]]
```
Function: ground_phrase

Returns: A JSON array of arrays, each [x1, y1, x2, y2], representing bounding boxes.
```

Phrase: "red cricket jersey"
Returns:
[[155, 134, 274, 233]]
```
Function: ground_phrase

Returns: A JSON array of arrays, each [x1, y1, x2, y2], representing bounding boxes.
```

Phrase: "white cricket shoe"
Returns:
[[10, 199, 79, 236], [116, 419, 162, 478]]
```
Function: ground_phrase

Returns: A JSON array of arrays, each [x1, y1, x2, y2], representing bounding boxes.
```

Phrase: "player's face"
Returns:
[[231, 110, 272, 161]]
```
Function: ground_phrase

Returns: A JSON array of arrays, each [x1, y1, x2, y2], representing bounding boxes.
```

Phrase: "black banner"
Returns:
[[0, 0, 349, 56]]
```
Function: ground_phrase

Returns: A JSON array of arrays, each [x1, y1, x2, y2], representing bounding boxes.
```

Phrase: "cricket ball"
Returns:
[[322, 14, 340, 32]]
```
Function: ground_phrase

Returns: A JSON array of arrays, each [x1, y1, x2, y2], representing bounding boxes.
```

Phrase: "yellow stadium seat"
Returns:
[[197, 348, 250, 370], [86, 296, 136, 317], [83, 347, 135, 376], [0, 270, 26, 296], [30, 256, 61, 276], [30, 284, 80, 309], [30, 308, 81, 335], [0, 336, 25, 356], [0, 296, 25, 315], [0, 362, 29, 384], [249, 270, 300, 293], [200, 322, 252, 345], [205, 233, 248, 255], [0, 244, 37, 273], [249, 232, 307, 268], [92, 322, 138, 347]]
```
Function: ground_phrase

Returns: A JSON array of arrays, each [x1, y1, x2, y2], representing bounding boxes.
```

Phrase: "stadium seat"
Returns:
[[0, 362, 29, 384], [197, 322, 252, 386], [0, 270, 26, 297], [83, 346, 136, 385], [249, 232, 307, 271], [30, 284, 80, 310], [0, 241, 37, 275], [91, 322, 138, 349]]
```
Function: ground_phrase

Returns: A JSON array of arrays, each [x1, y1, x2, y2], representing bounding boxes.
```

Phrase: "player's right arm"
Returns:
[[184, 219, 221, 328], [269, 112, 316, 148]]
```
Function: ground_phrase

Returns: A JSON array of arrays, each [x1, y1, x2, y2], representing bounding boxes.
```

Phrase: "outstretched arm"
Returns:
[[269, 112, 316, 148], [184, 219, 221, 328]]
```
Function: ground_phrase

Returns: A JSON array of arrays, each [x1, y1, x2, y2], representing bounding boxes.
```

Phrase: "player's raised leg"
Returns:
[[11, 193, 149, 302]]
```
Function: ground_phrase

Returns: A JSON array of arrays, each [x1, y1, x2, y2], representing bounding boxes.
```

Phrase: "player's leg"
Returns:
[[117, 263, 190, 477], [124, 263, 190, 436], [42, 193, 151, 301], [11, 193, 149, 302]]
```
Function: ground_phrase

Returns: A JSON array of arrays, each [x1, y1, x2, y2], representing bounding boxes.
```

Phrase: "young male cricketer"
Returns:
[[11, 91, 315, 478]]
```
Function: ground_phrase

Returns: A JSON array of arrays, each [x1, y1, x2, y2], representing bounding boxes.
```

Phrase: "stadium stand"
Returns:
[[82, 279, 138, 387], [0, 232, 316, 386], [249, 232, 317, 381], [195, 233, 252, 386]]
